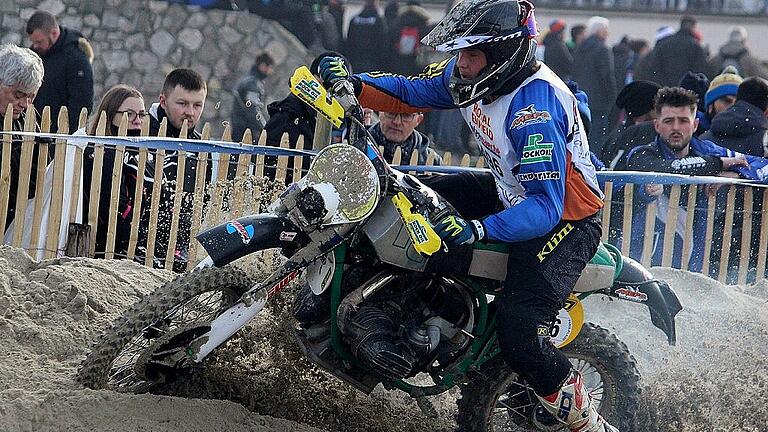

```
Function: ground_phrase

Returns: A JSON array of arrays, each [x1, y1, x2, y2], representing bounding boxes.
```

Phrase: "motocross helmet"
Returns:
[[422, 0, 539, 107]]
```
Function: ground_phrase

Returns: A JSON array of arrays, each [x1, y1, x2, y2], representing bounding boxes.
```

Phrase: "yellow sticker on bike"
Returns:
[[289, 66, 344, 128], [392, 192, 442, 256], [551, 294, 584, 348]]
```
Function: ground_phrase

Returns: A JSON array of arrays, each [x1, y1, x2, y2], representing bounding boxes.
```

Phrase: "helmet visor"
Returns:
[[423, 0, 537, 52]]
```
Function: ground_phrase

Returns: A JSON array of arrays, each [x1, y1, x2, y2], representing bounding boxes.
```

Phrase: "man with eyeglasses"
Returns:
[[369, 110, 441, 165], [0, 44, 45, 230]]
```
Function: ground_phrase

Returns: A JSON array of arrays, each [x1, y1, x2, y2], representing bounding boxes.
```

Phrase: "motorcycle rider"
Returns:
[[315, 0, 614, 430]]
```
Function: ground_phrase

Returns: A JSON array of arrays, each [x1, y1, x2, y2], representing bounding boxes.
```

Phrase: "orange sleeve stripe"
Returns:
[[358, 84, 431, 114], [562, 153, 604, 221]]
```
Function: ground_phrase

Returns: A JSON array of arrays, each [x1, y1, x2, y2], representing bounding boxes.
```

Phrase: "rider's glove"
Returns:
[[317, 56, 350, 86], [434, 215, 485, 246]]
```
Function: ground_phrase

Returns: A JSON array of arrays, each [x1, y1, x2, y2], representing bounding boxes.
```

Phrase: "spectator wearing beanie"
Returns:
[[542, 19, 572, 80], [701, 77, 768, 157], [600, 80, 662, 170], [704, 66, 743, 124], [678, 71, 711, 135]]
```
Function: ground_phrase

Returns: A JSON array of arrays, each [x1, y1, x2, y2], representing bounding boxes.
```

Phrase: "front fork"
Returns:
[[189, 256, 301, 362]]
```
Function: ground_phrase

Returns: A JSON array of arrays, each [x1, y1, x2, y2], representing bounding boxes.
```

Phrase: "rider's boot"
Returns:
[[535, 369, 619, 432]]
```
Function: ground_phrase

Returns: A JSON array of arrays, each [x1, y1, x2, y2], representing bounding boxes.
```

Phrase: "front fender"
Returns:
[[196, 214, 303, 267], [611, 257, 683, 345]]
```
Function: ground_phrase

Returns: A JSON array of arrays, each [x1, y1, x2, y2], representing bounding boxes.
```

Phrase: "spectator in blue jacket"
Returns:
[[625, 87, 768, 271], [700, 76, 768, 157]]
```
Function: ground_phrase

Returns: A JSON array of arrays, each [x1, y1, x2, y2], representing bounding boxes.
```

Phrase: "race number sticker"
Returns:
[[550, 294, 585, 348]]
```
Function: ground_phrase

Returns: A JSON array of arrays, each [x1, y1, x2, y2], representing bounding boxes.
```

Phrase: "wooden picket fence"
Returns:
[[1, 104, 766, 284]]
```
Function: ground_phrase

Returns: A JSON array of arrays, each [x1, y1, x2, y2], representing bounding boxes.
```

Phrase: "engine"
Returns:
[[337, 271, 474, 380]]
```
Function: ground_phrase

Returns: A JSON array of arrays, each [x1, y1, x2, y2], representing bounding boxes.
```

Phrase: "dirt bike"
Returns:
[[77, 67, 683, 431]]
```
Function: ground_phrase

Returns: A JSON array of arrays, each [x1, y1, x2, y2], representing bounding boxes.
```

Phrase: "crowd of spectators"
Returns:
[[3, 3, 768, 281]]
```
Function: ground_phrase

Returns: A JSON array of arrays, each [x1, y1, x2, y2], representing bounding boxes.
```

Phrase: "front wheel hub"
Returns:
[[134, 324, 211, 383]]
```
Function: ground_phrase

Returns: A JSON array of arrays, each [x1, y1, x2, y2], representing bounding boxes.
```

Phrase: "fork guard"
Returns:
[[612, 256, 683, 345], [196, 214, 302, 267]]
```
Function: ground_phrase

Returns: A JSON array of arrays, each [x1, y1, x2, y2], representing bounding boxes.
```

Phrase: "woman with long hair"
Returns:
[[82, 84, 150, 259]]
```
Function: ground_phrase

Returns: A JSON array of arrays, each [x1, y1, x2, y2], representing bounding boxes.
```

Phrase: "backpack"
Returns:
[[720, 53, 745, 76], [397, 26, 420, 56]]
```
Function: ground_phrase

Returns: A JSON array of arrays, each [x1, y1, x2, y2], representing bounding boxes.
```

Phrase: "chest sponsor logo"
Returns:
[[518, 171, 561, 182], [521, 134, 553, 164], [537, 223, 574, 262], [471, 104, 495, 140], [511, 104, 552, 129]]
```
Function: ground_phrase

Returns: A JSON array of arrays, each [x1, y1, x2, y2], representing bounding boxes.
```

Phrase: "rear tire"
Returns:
[[76, 267, 253, 392], [455, 323, 640, 431]]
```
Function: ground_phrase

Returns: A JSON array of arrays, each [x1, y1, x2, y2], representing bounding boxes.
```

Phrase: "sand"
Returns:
[[0, 245, 766, 432]]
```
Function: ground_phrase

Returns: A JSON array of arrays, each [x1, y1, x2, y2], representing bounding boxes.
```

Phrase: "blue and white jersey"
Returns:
[[356, 60, 603, 243]]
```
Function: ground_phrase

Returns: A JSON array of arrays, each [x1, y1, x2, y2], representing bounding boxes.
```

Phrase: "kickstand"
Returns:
[[416, 395, 438, 418]]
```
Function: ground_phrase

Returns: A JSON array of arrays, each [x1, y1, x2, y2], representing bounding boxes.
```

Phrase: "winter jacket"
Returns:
[[345, 6, 388, 72], [148, 103, 204, 194], [643, 29, 712, 86], [387, 3, 430, 76], [262, 93, 317, 182], [367, 123, 441, 166], [600, 121, 656, 170], [0, 111, 49, 230], [231, 71, 269, 143], [33, 27, 94, 132], [542, 32, 573, 80], [708, 41, 768, 79], [571, 35, 616, 116], [700, 100, 768, 157], [624, 135, 768, 271]]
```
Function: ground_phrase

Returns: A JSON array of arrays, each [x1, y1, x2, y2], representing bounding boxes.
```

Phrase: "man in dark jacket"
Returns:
[[625, 87, 767, 271], [147, 68, 208, 271], [571, 16, 615, 153], [0, 44, 45, 231], [231, 52, 274, 143], [600, 80, 661, 170], [26, 11, 93, 131], [708, 27, 768, 80], [387, 0, 430, 76], [643, 16, 711, 86], [542, 19, 572, 80], [700, 77, 768, 157], [345, 0, 388, 72]]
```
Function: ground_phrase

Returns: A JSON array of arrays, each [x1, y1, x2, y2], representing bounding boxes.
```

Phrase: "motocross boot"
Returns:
[[535, 369, 619, 432]]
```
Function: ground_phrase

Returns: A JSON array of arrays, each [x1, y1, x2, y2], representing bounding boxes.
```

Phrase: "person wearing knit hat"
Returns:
[[616, 80, 662, 121], [542, 19, 572, 79], [704, 66, 742, 122], [600, 80, 661, 170]]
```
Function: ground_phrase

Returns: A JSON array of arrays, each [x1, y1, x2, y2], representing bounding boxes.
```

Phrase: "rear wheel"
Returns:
[[76, 267, 253, 392], [455, 323, 640, 431]]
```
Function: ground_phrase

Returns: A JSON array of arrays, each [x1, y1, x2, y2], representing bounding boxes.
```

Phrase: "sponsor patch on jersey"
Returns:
[[510, 104, 552, 129], [518, 171, 561, 182], [521, 134, 554, 164]]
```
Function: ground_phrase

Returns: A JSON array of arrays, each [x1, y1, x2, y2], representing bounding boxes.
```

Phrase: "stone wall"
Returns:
[[0, 0, 312, 138]]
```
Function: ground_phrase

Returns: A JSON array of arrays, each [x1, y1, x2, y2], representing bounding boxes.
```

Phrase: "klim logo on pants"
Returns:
[[537, 223, 573, 262]]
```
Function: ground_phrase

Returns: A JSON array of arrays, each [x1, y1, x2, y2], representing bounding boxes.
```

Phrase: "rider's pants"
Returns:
[[421, 171, 602, 395]]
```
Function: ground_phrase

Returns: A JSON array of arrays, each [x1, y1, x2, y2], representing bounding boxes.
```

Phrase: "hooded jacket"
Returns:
[[33, 27, 94, 131], [700, 100, 768, 157], [345, 5, 388, 73], [645, 28, 712, 86], [708, 41, 768, 80]]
